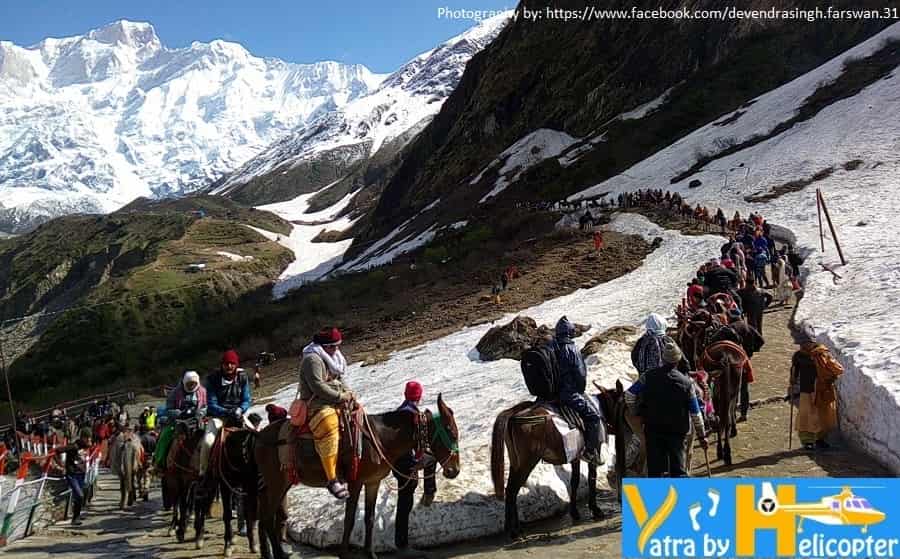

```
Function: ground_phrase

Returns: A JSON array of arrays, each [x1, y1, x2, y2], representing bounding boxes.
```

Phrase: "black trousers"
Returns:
[[561, 392, 601, 452], [393, 454, 436, 549], [646, 431, 687, 478]]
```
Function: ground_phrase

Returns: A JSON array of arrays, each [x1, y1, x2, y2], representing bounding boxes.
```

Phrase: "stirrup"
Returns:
[[327, 480, 349, 500]]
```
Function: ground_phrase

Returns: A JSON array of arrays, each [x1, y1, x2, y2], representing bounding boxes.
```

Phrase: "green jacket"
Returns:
[[298, 352, 350, 415]]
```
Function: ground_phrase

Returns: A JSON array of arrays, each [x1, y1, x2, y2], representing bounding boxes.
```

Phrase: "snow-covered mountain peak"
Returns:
[[0, 21, 388, 233], [85, 20, 161, 51], [216, 13, 511, 195]]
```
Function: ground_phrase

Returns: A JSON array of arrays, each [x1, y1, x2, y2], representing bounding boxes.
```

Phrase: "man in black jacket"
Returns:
[[57, 427, 93, 525], [704, 260, 739, 299], [554, 316, 603, 466], [638, 341, 708, 477], [737, 276, 773, 335]]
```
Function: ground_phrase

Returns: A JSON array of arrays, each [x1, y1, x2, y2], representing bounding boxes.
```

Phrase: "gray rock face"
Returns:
[[475, 315, 589, 361]]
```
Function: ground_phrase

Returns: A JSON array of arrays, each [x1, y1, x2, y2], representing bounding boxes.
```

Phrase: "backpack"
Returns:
[[520, 344, 560, 399], [809, 345, 844, 383]]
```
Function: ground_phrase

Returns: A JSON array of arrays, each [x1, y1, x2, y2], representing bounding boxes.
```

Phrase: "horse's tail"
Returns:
[[492, 402, 535, 499], [491, 410, 512, 500]]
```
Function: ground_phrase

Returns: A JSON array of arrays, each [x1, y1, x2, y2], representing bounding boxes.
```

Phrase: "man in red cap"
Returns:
[[297, 327, 353, 499], [199, 349, 252, 479], [393, 380, 437, 553]]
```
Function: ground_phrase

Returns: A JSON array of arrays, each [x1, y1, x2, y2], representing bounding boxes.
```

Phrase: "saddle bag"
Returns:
[[289, 398, 309, 428]]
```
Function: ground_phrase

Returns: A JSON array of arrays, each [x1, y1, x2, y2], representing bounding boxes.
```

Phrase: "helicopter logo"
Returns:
[[756, 482, 886, 534]]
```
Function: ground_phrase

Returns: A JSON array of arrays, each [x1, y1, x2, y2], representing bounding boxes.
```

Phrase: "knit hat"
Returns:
[[313, 327, 343, 346], [265, 404, 288, 422], [662, 340, 683, 365], [183, 370, 201, 392], [405, 381, 423, 402], [222, 349, 240, 366]]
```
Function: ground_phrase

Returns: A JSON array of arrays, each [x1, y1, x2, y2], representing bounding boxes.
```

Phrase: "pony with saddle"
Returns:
[[195, 419, 260, 557], [162, 416, 205, 546], [255, 395, 460, 559], [491, 393, 612, 537], [490, 340, 614, 537], [698, 340, 752, 466]]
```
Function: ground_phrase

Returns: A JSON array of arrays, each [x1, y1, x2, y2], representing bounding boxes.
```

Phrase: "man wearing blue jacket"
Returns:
[[198, 349, 251, 477], [553, 316, 603, 466]]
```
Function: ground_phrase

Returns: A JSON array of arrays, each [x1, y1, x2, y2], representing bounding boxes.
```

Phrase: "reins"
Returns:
[[362, 411, 459, 484], [214, 427, 248, 497]]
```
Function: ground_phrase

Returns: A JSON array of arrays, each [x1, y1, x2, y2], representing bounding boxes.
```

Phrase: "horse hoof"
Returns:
[[177, 532, 185, 543], [195, 537, 204, 550], [570, 509, 582, 523], [250, 543, 258, 554], [224, 544, 234, 558], [167, 527, 174, 537], [592, 508, 605, 521]]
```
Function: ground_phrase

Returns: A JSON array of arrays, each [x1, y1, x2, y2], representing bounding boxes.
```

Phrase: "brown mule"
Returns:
[[196, 427, 259, 558], [699, 341, 749, 466], [254, 395, 460, 559], [595, 380, 646, 500], [162, 419, 205, 547], [490, 397, 611, 539]]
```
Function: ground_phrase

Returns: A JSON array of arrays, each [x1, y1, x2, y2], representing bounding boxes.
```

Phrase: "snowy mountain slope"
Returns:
[[248, 213, 722, 549], [0, 20, 385, 233], [249, 188, 361, 297], [214, 13, 510, 202], [574, 23, 900, 473]]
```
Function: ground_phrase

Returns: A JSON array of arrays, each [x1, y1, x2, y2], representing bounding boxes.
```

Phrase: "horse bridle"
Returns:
[[365, 410, 459, 483]]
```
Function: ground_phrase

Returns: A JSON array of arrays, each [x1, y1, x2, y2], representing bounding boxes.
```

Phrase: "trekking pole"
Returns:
[[703, 447, 712, 478], [788, 382, 794, 450]]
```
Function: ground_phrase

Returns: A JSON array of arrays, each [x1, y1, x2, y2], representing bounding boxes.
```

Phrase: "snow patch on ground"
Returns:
[[477, 129, 579, 203], [249, 214, 722, 550], [251, 188, 359, 297], [572, 22, 900, 472], [620, 87, 674, 120], [216, 251, 253, 262]]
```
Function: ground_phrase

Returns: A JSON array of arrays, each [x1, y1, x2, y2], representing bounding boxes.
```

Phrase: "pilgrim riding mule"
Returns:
[[255, 395, 461, 559]]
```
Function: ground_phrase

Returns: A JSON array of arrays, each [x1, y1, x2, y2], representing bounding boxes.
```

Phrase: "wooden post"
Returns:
[[816, 188, 825, 252], [818, 189, 847, 265]]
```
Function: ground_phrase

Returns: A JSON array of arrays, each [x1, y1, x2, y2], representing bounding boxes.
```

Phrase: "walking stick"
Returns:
[[703, 447, 712, 477], [788, 383, 795, 450]]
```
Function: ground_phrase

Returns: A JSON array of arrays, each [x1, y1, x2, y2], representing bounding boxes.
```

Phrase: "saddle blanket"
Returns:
[[543, 395, 604, 463]]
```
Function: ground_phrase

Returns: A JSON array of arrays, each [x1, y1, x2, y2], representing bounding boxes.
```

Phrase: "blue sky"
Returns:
[[0, 0, 514, 73]]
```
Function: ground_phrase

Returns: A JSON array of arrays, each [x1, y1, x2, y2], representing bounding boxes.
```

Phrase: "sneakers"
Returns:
[[327, 480, 349, 500]]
